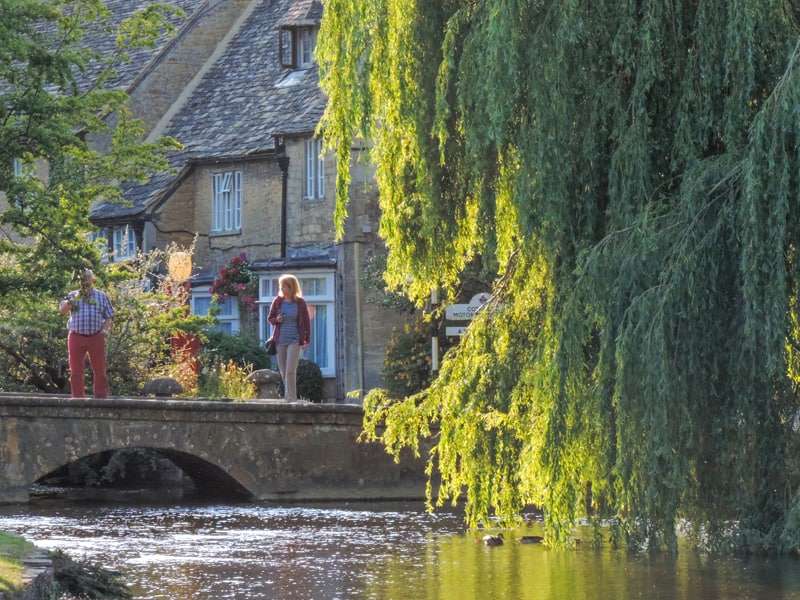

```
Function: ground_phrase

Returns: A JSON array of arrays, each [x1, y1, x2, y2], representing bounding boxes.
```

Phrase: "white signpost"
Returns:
[[444, 293, 490, 336]]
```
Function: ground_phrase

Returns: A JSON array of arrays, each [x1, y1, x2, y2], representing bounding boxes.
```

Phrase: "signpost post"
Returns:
[[431, 289, 439, 371]]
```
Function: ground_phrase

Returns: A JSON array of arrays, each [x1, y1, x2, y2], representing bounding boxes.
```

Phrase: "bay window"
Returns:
[[260, 271, 335, 377]]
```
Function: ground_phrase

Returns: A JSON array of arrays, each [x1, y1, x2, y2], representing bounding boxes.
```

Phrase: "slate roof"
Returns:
[[92, 0, 327, 222], [282, 0, 323, 25], [76, 0, 204, 93]]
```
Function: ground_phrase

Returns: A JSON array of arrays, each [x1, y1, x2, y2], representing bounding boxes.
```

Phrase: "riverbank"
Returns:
[[0, 531, 34, 596], [0, 536, 133, 600]]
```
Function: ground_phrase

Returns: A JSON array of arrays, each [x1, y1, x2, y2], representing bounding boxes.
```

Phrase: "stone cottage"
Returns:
[[87, 0, 407, 401]]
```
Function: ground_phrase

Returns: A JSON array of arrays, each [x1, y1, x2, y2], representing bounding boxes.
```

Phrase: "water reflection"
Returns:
[[0, 502, 799, 599]]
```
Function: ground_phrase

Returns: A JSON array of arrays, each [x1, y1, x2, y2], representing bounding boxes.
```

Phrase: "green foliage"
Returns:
[[0, 531, 34, 595], [0, 246, 211, 395], [97, 448, 164, 487], [296, 358, 324, 402], [197, 359, 257, 401], [200, 330, 271, 371], [361, 253, 416, 313], [320, 0, 800, 552], [0, 0, 183, 298], [381, 317, 434, 398], [50, 549, 133, 599], [0, 0, 189, 387]]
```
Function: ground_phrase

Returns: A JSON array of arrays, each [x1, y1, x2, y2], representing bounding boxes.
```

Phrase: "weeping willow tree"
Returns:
[[318, 0, 800, 552]]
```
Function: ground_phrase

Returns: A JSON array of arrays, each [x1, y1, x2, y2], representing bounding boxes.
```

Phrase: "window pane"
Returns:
[[222, 172, 232, 230], [126, 228, 136, 257], [192, 296, 212, 315], [299, 277, 325, 297], [300, 29, 313, 66], [212, 174, 223, 230], [280, 28, 294, 67], [234, 171, 242, 230], [217, 299, 234, 317], [304, 139, 314, 198], [305, 304, 327, 369], [316, 139, 324, 198]]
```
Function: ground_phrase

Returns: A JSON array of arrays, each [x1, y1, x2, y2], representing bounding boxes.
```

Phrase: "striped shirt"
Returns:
[[277, 300, 300, 345], [66, 288, 115, 335]]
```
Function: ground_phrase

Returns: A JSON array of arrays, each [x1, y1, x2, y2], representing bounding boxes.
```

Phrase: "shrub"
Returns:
[[298, 359, 325, 402], [50, 549, 133, 599], [279, 358, 324, 402], [381, 316, 435, 399], [200, 330, 270, 370]]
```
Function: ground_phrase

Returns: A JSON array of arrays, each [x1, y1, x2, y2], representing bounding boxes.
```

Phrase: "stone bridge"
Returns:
[[0, 394, 430, 504]]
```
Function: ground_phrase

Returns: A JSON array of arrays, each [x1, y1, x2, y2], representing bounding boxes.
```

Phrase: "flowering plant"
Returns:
[[210, 253, 258, 312]]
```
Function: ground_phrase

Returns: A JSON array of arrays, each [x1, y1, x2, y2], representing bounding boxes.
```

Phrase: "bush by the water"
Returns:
[[9, 549, 132, 599], [50, 549, 132, 599]]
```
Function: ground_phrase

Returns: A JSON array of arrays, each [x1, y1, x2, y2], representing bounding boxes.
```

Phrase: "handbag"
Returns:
[[265, 337, 277, 355]]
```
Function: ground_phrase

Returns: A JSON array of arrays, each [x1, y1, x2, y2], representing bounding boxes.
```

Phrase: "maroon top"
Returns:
[[267, 295, 311, 346]]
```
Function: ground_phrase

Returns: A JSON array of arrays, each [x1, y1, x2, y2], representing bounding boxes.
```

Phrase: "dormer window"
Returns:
[[280, 26, 317, 69]]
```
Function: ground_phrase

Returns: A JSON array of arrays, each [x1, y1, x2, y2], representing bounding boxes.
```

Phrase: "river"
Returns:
[[1, 501, 800, 599]]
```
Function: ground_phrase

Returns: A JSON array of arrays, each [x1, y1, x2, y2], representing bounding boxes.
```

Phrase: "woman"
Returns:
[[267, 274, 311, 401]]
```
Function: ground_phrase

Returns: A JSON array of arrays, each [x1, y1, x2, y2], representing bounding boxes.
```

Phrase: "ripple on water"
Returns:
[[3, 502, 798, 600]]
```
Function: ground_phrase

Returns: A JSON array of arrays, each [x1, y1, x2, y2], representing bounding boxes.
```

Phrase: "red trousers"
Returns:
[[68, 331, 109, 398]]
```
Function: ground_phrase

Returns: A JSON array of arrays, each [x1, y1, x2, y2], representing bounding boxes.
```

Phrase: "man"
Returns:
[[59, 269, 115, 398]]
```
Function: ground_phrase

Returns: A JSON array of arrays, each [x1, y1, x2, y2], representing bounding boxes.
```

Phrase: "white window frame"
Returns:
[[112, 225, 137, 261], [212, 170, 243, 233], [191, 286, 240, 334], [304, 138, 324, 200], [90, 227, 136, 262], [299, 28, 316, 68], [259, 270, 335, 377]]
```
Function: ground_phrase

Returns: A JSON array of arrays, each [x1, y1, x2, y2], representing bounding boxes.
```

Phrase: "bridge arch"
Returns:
[[34, 447, 254, 501]]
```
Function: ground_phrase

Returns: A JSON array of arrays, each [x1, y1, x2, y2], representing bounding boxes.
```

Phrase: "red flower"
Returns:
[[210, 254, 258, 313]]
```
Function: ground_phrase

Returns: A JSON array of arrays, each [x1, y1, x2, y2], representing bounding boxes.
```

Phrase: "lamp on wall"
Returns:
[[167, 251, 192, 283]]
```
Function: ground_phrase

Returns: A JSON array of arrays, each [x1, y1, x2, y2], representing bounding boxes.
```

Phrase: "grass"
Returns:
[[198, 359, 257, 401], [0, 530, 35, 594]]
